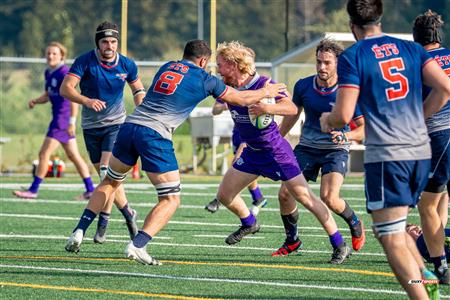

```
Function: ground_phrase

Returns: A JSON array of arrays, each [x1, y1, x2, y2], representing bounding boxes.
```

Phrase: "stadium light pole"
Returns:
[[121, 0, 128, 55], [198, 0, 204, 40], [210, 0, 216, 75]]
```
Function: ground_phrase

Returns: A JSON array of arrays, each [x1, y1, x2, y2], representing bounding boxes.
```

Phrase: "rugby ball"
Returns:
[[249, 97, 275, 129]]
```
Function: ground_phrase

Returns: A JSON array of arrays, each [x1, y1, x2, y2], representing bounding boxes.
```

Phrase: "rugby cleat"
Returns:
[[225, 222, 260, 245], [205, 198, 221, 213], [13, 190, 37, 199], [271, 239, 303, 256], [93, 225, 107, 244], [65, 229, 84, 253], [350, 220, 366, 251], [329, 243, 352, 264], [436, 268, 450, 285], [125, 242, 161, 265], [125, 209, 138, 240], [249, 197, 267, 216]]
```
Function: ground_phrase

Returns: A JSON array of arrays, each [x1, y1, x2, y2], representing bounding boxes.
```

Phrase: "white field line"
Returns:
[[0, 197, 422, 217], [0, 264, 420, 297], [0, 182, 366, 190], [0, 233, 385, 256], [0, 212, 374, 232]]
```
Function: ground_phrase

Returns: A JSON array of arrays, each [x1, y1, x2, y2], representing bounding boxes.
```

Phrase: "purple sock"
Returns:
[[75, 209, 97, 234], [240, 213, 256, 227], [119, 203, 133, 222], [29, 176, 43, 194], [97, 212, 110, 228], [248, 186, 263, 201], [329, 231, 345, 249], [133, 230, 152, 248], [83, 177, 95, 193]]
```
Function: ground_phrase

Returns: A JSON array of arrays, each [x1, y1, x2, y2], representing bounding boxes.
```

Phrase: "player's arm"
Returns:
[[67, 102, 79, 136], [248, 94, 297, 117], [28, 92, 49, 109], [212, 101, 228, 115], [278, 106, 303, 137], [60, 75, 106, 112], [342, 117, 365, 143], [220, 81, 287, 106], [422, 59, 450, 119], [128, 78, 146, 106], [320, 87, 359, 133]]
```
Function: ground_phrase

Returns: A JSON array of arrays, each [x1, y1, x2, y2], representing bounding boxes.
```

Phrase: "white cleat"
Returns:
[[65, 229, 83, 253], [125, 241, 161, 265]]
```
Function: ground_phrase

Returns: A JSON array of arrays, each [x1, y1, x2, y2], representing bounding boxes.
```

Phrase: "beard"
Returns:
[[100, 49, 115, 60]]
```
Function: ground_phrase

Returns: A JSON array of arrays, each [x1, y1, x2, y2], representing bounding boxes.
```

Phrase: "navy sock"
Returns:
[[431, 255, 448, 274], [83, 177, 95, 193], [339, 201, 360, 227], [329, 231, 345, 249], [75, 209, 97, 234], [97, 212, 110, 228], [248, 186, 263, 202], [281, 208, 299, 243], [29, 176, 43, 194], [133, 230, 152, 248], [240, 213, 256, 227], [119, 203, 133, 222]]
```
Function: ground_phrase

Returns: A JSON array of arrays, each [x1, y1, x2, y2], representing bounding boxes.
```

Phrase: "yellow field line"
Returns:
[[0, 281, 222, 300], [0, 255, 394, 277]]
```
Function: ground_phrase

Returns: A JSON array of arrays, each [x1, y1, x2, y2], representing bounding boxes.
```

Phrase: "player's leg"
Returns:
[[100, 125, 138, 241], [124, 125, 180, 265], [372, 207, 429, 299], [321, 172, 365, 251], [61, 138, 94, 199], [272, 183, 302, 256], [217, 167, 260, 244], [248, 179, 266, 216], [13, 137, 60, 199], [437, 191, 448, 227], [284, 174, 351, 264], [65, 155, 132, 253], [418, 129, 450, 284]]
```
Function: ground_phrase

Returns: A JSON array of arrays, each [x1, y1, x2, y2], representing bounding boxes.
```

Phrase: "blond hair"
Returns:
[[216, 41, 256, 75], [47, 41, 67, 60]]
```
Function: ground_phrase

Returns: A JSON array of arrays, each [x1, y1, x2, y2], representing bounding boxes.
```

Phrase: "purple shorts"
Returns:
[[46, 126, 73, 144], [233, 138, 301, 181]]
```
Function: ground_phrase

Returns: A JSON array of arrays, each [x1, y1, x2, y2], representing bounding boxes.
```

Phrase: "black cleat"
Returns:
[[93, 225, 107, 244], [205, 198, 221, 213], [329, 243, 352, 264], [225, 223, 260, 245], [436, 268, 450, 285]]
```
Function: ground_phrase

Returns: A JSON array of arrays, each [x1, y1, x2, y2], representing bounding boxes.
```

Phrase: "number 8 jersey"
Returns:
[[126, 59, 227, 140], [338, 34, 433, 163]]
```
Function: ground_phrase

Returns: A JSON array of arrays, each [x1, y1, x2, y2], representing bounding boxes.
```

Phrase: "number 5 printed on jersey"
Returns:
[[379, 58, 409, 101], [154, 71, 184, 95]]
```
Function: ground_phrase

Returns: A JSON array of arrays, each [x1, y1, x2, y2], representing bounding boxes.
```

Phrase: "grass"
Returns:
[[0, 175, 448, 299]]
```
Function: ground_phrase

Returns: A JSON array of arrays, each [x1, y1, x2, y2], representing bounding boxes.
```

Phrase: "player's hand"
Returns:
[[67, 124, 76, 137], [330, 131, 347, 144], [264, 79, 287, 98], [320, 112, 332, 133], [248, 102, 267, 116], [86, 98, 106, 112], [28, 99, 36, 109]]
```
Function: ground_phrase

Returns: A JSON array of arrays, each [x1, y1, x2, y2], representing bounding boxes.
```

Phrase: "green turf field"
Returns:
[[0, 176, 448, 299]]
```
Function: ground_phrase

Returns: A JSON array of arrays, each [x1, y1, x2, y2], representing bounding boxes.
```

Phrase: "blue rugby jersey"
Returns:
[[338, 34, 433, 163], [68, 50, 139, 129], [423, 47, 450, 133], [126, 60, 227, 140], [293, 75, 363, 150]]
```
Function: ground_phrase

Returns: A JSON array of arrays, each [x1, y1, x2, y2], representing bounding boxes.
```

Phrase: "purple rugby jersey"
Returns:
[[227, 73, 301, 181], [45, 64, 73, 144]]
